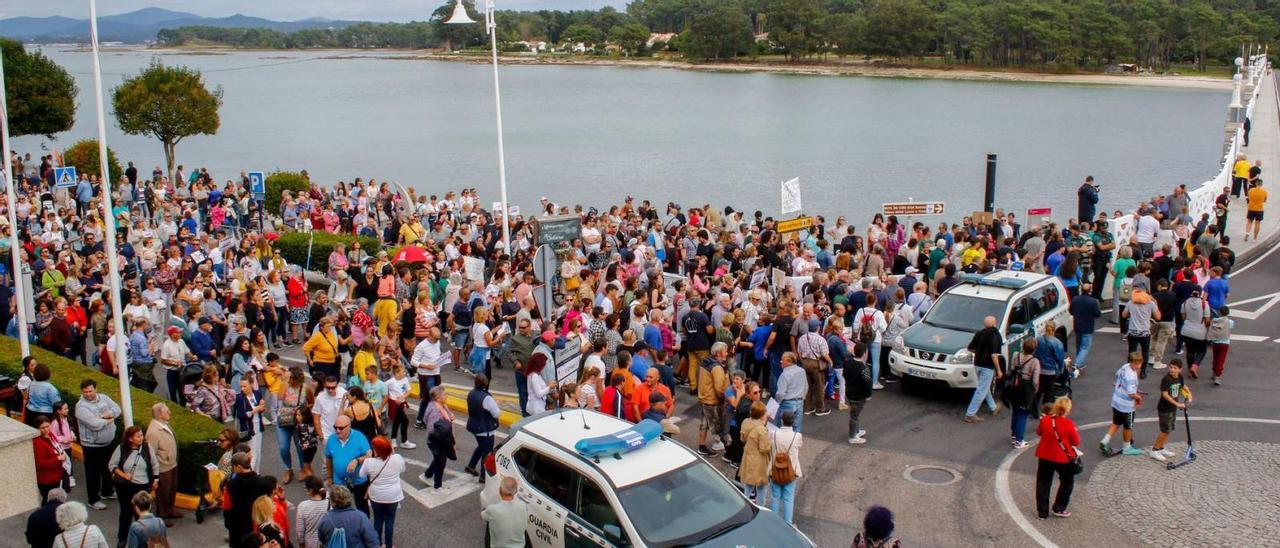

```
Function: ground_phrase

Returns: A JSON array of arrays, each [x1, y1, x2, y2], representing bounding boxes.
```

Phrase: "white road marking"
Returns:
[[400, 469, 483, 509], [1228, 239, 1280, 276], [995, 416, 1280, 547], [1100, 327, 1269, 340], [1225, 291, 1280, 320]]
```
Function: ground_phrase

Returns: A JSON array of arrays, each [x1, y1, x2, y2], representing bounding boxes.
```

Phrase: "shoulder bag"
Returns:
[[1051, 417, 1084, 475]]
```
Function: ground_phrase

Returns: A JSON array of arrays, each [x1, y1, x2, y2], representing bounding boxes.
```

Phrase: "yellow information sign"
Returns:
[[776, 216, 815, 233]]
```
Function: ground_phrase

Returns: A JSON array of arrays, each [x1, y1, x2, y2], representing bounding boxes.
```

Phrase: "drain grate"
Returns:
[[903, 465, 962, 486]]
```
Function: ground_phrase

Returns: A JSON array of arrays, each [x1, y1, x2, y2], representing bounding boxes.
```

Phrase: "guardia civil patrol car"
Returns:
[[479, 409, 815, 548], [888, 270, 1072, 389]]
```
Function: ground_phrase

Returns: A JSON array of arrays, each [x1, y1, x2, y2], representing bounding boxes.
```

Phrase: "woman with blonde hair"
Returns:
[[1033, 397, 1080, 520]]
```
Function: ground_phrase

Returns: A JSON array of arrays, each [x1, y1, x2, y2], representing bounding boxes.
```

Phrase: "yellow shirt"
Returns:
[[1248, 186, 1268, 212], [352, 350, 377, 380], [1234, 160, 1251, 179], [302, 330, 339, 364], [399, 222, 424, 244], [961, 246, 985, 267]]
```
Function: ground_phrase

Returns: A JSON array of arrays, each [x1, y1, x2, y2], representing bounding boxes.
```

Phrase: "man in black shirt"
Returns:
[[1210, 236, 1236, 275], [963, 316, 1004, 423], [1151, 279, 1179, 370], [679, 299, 712, 392]]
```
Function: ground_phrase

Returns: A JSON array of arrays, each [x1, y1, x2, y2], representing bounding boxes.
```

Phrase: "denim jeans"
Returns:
[[768, 351, 783, 395], [469, 347, 489, 375], [777, 399, 804, 433], [868, 341, 882, 383], [1074, 333, 1093, 367], [372, 501, 399, 547], [276, 424, 300, 470], [769, 481, 797, 524], [743, 484, 767, 506], [515, 369, 529, 417], [1011, 407, 1030, 442], [965, 366, 997, 418]]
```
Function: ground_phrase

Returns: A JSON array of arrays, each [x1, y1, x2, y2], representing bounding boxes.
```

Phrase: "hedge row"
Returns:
[[275, 230, 380, 273], [0, 337, 223, 494]]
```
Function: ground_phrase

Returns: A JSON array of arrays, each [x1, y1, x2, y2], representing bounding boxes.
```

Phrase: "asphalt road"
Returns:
[[5, 243, 1280, 548]]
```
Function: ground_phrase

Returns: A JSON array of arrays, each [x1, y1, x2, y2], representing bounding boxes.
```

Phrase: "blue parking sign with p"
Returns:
[[54, 166, 77, 188], [249, 171, 265, 199]]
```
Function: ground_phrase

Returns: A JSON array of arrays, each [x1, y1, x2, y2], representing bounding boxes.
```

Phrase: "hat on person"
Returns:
[[198, 317, 213, 326], [904, 266, 918, 275], [540, 331, 557, 344], [166, 326, 181, 336]]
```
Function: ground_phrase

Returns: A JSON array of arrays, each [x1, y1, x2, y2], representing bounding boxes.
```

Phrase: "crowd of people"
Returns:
[[5, 142, 1261, 546]]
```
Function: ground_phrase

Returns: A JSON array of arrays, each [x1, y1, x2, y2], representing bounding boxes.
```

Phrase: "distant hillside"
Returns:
[[0, 7, 364, 43]]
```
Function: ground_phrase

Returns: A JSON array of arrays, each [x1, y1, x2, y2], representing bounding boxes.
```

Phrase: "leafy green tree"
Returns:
[[112, 61, 223, 183], [767, 0, 829, 60], [1181, 1, 1223, 72], [862, 0, 934, 58], [1, 38, 78, 139], [826, 12, 865, 57], [610, 22, 653, 55], [685, 5, 755, 60], [562, 23, 606, 48], [62, 139, 122, 184], [264, 171, 310, 216]]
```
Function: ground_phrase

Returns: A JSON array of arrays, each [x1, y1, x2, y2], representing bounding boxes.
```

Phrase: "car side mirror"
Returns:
[[1007, 324, 1025, 336], [602, 525, 626, 544]]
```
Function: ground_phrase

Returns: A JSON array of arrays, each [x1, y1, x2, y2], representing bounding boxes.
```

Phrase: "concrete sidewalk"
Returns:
[[1232, 68, 1280, 263]]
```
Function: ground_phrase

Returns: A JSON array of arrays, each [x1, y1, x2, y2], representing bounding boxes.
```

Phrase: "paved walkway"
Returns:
[[1230, 68, 1280, 261]]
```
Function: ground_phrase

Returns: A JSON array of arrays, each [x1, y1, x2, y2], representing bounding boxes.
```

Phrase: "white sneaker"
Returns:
[[89, 501, 108, 511], [1161, 448, 1176, 458], [1152, 362, 1167, 370], [391, 439, 398, 448], [857, 429, 867, 438], [400, 440, 417, 450], [848, 436, 867, 445], [872, 383, 886, 390], [1150, 450, 1167, 462]]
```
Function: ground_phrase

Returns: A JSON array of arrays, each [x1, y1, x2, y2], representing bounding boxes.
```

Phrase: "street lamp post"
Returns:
[[88, 0, 135, 426], [446, 0, 511, 254], [0, 50, 31, 357]]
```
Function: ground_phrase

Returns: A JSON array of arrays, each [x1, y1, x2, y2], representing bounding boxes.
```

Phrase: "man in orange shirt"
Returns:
[[634, 367, 674, 419], [1246, 179, 1268, 242]]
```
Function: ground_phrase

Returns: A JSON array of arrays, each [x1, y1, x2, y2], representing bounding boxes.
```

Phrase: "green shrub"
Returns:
[[275, 230, 379, 272], [0, 336, 222, 494], [265, 171, 310, 216], [62, 139, 123, 184]]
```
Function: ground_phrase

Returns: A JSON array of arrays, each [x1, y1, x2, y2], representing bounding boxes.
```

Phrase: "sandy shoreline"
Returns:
[[92, 46, 1235, 90]]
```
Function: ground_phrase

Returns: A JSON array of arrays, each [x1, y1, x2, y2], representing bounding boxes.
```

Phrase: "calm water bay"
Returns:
[[16, 48, 1229, 223]]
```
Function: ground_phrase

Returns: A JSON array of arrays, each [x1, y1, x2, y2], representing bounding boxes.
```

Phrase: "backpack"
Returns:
[[858, 310, 877, 345], [771, 435, 797, 486], [326, 527, 348, 548]]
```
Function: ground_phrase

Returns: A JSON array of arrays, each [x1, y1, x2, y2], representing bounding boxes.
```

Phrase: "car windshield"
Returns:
[[615, 459, 755, 546], [923, 293, 1006, 332]]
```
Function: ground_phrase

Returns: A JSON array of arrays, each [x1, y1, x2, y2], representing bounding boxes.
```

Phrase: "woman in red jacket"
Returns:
[[1034, 396, 1080, 519], [32, 416, 68, 502]]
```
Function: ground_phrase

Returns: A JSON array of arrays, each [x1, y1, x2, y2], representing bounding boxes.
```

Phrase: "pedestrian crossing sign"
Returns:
[[54, 166, 77, 188]]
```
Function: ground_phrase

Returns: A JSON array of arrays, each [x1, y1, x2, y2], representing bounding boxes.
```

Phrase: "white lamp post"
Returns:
[[445, 0, 511, 254], [88, 0, 135, 426], [0, 50, 31, 357]]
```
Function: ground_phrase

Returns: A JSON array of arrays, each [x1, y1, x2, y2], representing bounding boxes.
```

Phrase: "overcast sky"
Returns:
[[15, 0, 627, 21]]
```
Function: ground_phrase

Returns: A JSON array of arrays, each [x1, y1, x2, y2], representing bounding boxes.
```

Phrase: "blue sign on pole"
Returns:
[[248, 171, 266, 199], [54, 166, 78, 189]]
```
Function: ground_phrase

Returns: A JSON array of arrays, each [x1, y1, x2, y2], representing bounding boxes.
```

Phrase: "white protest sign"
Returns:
[[780, 177, 802, 215], [463, 256, 485, 282]]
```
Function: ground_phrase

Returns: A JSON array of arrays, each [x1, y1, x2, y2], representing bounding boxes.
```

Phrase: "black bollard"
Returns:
[[984, 153, 997, 213]]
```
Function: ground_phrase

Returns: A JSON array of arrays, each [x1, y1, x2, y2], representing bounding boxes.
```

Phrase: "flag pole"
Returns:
[[0, 47, 31, 356], [89, 0, 134, 426]]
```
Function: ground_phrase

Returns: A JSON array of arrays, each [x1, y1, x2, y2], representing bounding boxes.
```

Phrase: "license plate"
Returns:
[[907, 367, 938, 380]]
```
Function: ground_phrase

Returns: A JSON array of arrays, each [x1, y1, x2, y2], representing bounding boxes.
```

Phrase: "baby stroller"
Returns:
[[1050, 363, 1075, 402], [177, 360, 207, 404]]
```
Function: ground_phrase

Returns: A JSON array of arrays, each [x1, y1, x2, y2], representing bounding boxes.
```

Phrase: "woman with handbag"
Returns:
[[1008, 338, 1042, 449], [233, 378, 267, 472], [276, 367, 312, 485], [110, 426, 159, 546], [302, 316, 341, 384], [1034, 397, 1081, 519], [359, 436, 405, 548], [421, 386, 457, 489]]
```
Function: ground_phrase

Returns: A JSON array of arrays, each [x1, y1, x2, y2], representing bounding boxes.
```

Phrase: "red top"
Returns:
[[33, 436, 64, 485], [285, 277, 308, 308], [1035, 415, 1081, 464]]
